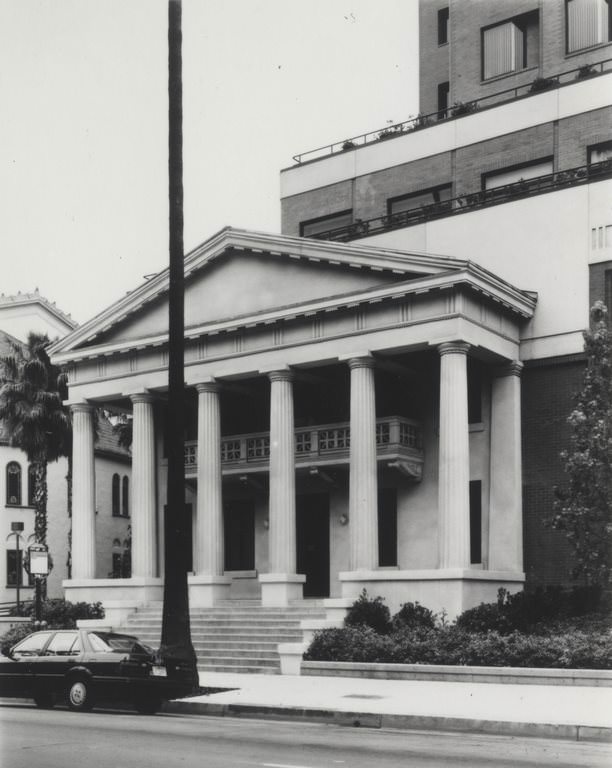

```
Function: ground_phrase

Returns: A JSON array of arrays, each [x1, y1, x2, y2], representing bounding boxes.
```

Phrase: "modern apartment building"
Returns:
[[49, 0, 611, 624]]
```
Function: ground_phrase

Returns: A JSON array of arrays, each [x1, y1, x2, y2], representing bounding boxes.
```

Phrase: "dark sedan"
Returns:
[[0, 628, 195, 714]]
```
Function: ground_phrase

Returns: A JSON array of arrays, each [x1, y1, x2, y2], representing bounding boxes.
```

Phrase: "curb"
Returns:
[[163, 699, 612, 743]]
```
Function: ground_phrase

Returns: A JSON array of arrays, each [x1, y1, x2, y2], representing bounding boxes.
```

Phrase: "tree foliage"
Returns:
[[551, 302, 612, 585], [0, 332, 72, 544]]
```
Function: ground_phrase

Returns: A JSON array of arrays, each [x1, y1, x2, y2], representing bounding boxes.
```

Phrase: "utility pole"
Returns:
[[160, 0, 198, 689]]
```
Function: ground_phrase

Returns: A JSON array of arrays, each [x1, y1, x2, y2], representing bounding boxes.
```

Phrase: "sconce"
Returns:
[[263, 518, 269, 529], [339, 513, 349, 526]]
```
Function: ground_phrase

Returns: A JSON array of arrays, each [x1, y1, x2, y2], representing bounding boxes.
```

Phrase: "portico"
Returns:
[[50, 228, 535, 620]]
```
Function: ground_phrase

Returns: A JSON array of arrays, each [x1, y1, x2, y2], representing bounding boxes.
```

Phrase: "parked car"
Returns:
[[0, 628, 195, 714]]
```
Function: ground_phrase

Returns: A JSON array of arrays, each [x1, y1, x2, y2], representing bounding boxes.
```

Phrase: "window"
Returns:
[[12, 631, 53, 656], [482, 19, 526, 79], [469, 481, 482, 564], [45, 631, 80, 655], [591, 225, 612, 249], [378, 488, 397, 567], [437, 81, 450, 119], [588, 140, 612, 164], [482, 158, 553, 190], [300, 210, 353, 238], [567, 0, 611, 52], [388, 185, 452, 216], [111, 473, 120, 517], [7, 549, 24, 587], [438, 7, 449, 45], [6, 462, 21, 506], [122, 476, 129, 517], [27, 465, 36, 507]]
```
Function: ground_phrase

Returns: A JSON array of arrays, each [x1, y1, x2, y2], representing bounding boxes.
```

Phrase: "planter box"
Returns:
[[301, 660, 612, 687]]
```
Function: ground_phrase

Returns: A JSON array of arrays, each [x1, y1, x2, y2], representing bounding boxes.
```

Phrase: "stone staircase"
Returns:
[[119, 600, 327, 674]]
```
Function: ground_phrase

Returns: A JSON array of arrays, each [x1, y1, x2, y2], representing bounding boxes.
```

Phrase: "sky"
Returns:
[[0, 0, 419, 325]]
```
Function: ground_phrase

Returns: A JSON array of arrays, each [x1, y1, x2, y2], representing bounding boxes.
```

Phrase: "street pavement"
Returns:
[[2, 703, 611, 768], [162, 670, 612, 742]]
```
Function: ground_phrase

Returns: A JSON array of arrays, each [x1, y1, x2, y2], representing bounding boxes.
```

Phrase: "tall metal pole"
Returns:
[[160, 0, 197, 688]]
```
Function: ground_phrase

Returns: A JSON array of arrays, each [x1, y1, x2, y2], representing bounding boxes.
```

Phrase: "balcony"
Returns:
[[184, 416, 423, 480], [306, 160, 612, 243], [291, 58, 612, 165]]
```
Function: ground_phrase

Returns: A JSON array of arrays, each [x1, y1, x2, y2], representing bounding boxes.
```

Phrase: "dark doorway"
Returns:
[[378, 488, 397, 567], [224, 499, 255, 571], [297, 494, 330, 598]]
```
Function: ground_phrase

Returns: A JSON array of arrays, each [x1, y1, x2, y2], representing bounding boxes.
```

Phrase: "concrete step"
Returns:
[[197, 664, 279, 674]]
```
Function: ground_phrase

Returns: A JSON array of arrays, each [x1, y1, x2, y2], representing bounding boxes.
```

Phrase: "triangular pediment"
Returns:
[[50, 228, 467, 358]]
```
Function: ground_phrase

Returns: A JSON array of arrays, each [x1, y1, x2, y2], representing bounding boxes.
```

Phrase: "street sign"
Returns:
[[28, 545, 49, 576]]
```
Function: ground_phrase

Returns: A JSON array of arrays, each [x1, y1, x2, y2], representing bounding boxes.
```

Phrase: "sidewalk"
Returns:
[[164, 671, 612, 742]]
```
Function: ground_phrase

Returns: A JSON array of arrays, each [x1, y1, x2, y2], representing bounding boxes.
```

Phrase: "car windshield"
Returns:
[[88, 632, 153, 655]]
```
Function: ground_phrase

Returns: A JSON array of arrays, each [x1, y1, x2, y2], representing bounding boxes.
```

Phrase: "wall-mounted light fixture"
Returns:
[[263, 518, 269, 529], [339, 513, 349, 526]]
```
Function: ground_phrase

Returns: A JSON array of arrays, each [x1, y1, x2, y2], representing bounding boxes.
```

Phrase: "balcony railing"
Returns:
[[184, 416, 423, 479], [291, 58, 612, 165], [306, 160, 612, 243]]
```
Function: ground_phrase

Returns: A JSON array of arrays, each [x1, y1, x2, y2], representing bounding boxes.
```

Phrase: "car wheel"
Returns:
[[134, 694, 162, 715], [33, 693, 55, 709], [66, 678, 94, 712]]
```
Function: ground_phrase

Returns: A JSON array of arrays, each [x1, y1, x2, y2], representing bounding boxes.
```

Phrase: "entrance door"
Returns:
[[223, 499, 255, 571], [297, 494, 330, 598]]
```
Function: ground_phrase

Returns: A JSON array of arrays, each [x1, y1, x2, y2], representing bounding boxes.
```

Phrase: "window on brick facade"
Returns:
[[388, 185, 452, 216], [437, 81, 450, 118], [438, 7, 449, 45], [6, 462, 21, 506], [482, 14, 535, 79], [588, 140, 612, 164], [300, 210, 353, 238], [483, 158, 553, 190], [469, 481, 482, 565], [567, 0, 611, 52]]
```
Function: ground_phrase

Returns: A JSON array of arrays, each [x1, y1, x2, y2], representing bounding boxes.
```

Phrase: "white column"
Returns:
[[195, 382, 224, 575], [348, 356, 378, 571], [259, 369, 304, 606], [268, 369, 297, 574], [438, 342, 471, 569], [130, 393, 157, 578], [489, 361, 524, 572], [71, 403, 96, 579]]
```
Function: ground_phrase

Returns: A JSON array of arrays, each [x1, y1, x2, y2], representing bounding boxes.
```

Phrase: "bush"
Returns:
[[392, 601, 436, 631], [344, 590, 391, 634], [10, 598, 104, 628]]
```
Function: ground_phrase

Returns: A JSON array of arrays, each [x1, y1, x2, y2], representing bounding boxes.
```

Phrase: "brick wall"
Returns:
[[558, 107, 612, 168], [281, 179, 353, 237], [522, 355, 585, 587]]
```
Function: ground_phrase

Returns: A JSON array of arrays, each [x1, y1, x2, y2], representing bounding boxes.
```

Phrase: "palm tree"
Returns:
[[0, 332, 72, 548]]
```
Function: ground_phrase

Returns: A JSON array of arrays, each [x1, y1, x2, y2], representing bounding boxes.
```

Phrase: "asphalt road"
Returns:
[[1, 703, 611, 768]]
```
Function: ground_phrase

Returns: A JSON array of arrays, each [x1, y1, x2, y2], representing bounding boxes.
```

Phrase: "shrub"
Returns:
[[304, 626, 391, 663], [392, 601, 436, 631], [10, 598, 104, 628], [344, 590, 391, 634], [529, 76, 556, 93]]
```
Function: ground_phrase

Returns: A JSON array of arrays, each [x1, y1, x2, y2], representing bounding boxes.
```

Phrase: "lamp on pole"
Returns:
[[7, 522, 25, 615]]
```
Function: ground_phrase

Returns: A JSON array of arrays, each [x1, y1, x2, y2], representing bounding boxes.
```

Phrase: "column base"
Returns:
[[259, 573, 306, 607], [339, 569, 525, 620], [188, 574, 232, 607]]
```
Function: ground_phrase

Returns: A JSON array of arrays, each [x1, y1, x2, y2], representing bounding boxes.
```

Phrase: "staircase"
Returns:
[[119, 600, 327, 674]]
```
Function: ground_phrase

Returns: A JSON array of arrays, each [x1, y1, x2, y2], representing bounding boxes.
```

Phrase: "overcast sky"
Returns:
[[1, 0, 419, 325]]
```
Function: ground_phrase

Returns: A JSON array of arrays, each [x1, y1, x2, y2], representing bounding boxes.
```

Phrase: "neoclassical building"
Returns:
[[50, 228, 533, 618]]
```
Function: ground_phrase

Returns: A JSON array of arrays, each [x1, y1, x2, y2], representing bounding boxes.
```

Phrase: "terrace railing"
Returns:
[[307, 160, 612, 243], [291, 59, 612, 165]]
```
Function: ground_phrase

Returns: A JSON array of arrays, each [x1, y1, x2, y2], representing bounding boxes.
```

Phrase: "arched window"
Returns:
[[122, 476, 129, 517], [111, 473, 120, 517], [28, 465, 36, 507], [6, 462, 22, 506]]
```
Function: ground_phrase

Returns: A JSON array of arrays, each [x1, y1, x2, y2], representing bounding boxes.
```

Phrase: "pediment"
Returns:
[[91, 248, 410, 347]]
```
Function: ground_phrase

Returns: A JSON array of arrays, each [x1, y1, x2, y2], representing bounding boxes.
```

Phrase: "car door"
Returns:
[[32, 631, 82, 697], [0, 631, 54, 697]]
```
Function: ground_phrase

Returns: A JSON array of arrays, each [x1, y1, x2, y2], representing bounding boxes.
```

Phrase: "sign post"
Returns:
[[28, 544, 49, 626]]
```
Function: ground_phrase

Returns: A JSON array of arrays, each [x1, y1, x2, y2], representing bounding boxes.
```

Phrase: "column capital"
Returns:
[[438, 341, 470, 357], [195, 381, 220, 395], [70, 402, 95, 415], [130, 392, 156, 405], [494, 360, 524, 378], [267, 369, 294, 384], [346, 355, 376, 371]]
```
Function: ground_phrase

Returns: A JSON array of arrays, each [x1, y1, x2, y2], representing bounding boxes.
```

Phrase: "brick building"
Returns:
[[49, 0, 611, 627]]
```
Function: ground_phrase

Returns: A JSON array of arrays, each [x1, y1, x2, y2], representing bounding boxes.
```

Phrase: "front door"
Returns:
[[297, 494, 330, 598]]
